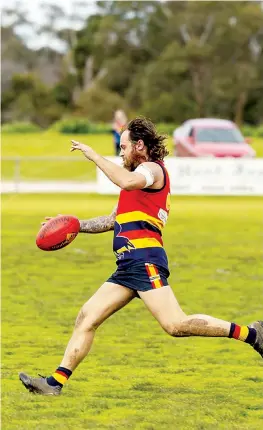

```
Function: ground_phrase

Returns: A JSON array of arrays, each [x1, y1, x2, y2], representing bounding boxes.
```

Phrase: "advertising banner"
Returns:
[[97, 157, 263, 196]]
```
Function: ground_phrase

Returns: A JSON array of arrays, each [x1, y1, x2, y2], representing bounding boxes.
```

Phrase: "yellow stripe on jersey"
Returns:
[[116, 211, 164, 231], [130, 238, 163, 249]]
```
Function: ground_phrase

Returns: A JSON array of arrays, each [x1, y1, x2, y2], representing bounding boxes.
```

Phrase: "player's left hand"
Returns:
[[70, 140, 96, 160]]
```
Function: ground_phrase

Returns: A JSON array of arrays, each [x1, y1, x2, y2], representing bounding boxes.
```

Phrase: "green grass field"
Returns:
[[2, 194, 263, 430], [1, 132, 263, 181]]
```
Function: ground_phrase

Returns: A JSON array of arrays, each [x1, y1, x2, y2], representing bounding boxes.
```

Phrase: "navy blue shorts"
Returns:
[[107, 262, 170, 295]]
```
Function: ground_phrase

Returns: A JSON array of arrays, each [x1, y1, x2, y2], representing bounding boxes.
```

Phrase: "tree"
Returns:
[[2, 74, 65, 126], [211, 1, 263, 124], [2, 0, 263, 125]]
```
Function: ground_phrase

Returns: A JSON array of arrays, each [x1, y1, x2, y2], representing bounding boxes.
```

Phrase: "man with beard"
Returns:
[[19, 117, 263, 395]]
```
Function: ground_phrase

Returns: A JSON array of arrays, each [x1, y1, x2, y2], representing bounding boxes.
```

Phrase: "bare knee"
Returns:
[[163, 315, 209, 337], [162, 321, 184, 337], [163, 314, 198, 337], [74, 306, 100, 332]]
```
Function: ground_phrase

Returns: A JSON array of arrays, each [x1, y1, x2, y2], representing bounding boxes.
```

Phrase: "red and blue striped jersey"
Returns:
[[113, 161, 171, 271]]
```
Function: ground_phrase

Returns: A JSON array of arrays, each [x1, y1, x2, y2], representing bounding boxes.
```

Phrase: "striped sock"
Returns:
[[229, 323, 256, 345], [46, 367, 72, 387]]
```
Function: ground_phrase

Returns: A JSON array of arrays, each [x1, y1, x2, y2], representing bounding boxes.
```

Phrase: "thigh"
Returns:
[[80, 282, 136, 328], [138, 286, 186, 330]]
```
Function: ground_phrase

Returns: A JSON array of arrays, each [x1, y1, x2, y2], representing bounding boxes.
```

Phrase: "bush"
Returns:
[[76, 85, 128, 122], [241, 124, 256, 137], [155, 123, 178, 136], [2, 73, 65, 128], [1, 121, 42, 133], [51, 117, 112, 134], [51, 117, 178, 136], [88, 122, 112, 134], [255, 125, 263, 137], [241, 124, 263, 137]]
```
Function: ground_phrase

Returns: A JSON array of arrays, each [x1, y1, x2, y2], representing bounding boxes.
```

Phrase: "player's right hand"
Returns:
[[41, 214, 62, 226]]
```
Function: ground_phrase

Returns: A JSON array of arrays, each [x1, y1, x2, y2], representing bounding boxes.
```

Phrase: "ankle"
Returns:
[[47, 366, 72, 387]]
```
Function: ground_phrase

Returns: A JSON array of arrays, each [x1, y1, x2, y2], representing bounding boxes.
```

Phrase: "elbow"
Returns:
[[119, 179, 135, 191], [121, 182, 137, 191]]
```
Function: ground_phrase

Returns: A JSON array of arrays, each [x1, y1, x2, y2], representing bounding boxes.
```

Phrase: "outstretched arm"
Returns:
[[70, 140, 157, 190], [79, 205, 117, 234]]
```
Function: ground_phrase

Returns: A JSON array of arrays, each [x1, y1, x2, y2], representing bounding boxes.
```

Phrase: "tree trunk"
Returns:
[[83, 56, 94, 90], [234, 91, 247, 126], [191, 68, 205, 117]]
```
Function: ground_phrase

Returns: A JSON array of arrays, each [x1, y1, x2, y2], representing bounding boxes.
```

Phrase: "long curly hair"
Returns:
[[126, 117, 169, 161]]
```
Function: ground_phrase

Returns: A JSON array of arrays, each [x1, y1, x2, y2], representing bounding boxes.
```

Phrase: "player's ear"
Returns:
[[136, 139, 144, 151]]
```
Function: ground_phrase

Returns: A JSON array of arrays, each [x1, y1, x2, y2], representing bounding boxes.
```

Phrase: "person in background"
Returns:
[[112, 110, 128, 155]]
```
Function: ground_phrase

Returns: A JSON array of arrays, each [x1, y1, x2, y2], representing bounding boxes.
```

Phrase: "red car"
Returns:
[[173, 118, 256, 158]]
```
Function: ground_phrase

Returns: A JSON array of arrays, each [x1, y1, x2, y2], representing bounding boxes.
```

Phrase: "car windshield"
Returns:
[[196, 127, 244, 143]]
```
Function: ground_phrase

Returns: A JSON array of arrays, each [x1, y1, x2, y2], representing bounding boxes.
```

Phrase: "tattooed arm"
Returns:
[[79, 205, 117, 234]]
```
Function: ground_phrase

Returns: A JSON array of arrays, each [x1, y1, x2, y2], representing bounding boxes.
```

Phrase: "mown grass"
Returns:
[[2, 194, 263, 429], [1, 133, 263, 181]]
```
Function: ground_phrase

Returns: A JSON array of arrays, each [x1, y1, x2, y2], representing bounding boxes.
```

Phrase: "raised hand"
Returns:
[[70, 140, 96, 161]]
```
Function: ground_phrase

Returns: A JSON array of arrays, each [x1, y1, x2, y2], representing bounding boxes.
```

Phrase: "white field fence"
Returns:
[[1, 156, 263, 195], [1, 156, 97, 193]]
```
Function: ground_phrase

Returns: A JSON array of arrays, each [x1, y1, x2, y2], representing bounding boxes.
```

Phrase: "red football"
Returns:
[[36, 215, 80, 251]]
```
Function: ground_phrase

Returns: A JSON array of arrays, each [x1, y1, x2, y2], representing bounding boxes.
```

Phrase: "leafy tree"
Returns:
[[75, 85, 129, 121], [2, 0, 263, 125], [2, 74, 64, 126]]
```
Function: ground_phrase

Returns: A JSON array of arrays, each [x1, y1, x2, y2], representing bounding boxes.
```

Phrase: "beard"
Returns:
[[122, 147, 147, 171]]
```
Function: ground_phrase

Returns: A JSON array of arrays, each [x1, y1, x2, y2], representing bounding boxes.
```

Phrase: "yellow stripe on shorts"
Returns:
[[145, 263, 163, 289]]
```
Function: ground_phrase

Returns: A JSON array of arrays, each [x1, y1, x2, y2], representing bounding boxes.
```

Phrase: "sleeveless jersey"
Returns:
[[113, 161, 171, 271]]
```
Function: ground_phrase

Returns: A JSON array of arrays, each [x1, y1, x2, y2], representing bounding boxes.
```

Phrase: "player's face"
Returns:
[[120, 130, 141, 171]]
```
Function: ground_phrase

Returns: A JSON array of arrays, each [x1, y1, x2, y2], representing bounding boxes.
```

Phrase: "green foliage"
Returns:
[[256, 126, 263, 138], [51, 118, 177, 136], [2, 73, 65, 127], [3, 1, 263, 126], [241, 125, 263, 138], [76, 85, 129, 122], [2, 194, 263, 429], [1, 121, 42, 133], [155, 123, 178, 136], [52, 73, 77, 108], [73, 0, 263, 125], [74, 14, 103, 83], [241, 124, 258, 137], [51, 117, 112, 134]]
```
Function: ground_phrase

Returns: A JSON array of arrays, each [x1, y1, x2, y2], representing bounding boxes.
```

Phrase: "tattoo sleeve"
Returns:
[[79, 205, 117, 234]]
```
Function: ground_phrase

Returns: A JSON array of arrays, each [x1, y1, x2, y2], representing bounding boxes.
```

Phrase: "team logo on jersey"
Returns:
[[114, 223, 136, 259]]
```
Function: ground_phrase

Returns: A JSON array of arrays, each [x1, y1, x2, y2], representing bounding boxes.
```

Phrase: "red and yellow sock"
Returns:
[[229, 323, 256, 345], [46, 367, 72, 387]]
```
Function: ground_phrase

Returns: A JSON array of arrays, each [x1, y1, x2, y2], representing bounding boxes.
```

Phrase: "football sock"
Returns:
[[228, 323, 256, 345], [46, 367, 72, 387]]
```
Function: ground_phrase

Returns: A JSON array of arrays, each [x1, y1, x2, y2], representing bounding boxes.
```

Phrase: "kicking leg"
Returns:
[[20, 283, 136, 394], [139, 286, 262, 357]]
